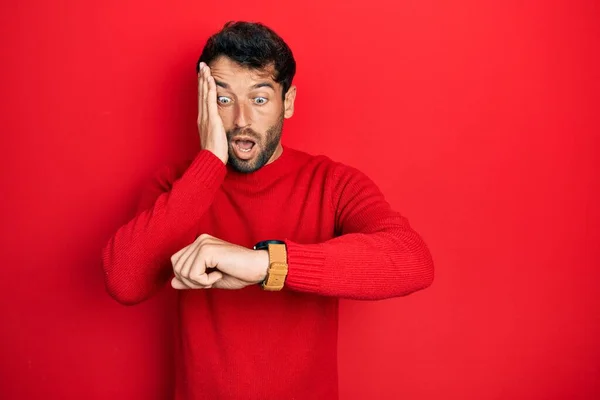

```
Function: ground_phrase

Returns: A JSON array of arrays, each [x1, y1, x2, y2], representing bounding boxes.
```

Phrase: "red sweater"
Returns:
[[102, 146, 434, 399]]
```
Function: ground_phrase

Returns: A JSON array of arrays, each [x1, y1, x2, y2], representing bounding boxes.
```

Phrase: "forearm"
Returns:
[[285, 227, 433, 300], [102, 150, 226, 305]]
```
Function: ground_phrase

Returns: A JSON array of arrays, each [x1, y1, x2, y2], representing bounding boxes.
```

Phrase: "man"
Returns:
[[103, 21, 434, 400]]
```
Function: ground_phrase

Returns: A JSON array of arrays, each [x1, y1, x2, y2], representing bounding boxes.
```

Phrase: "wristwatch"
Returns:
[[253, 240, 288, 291]]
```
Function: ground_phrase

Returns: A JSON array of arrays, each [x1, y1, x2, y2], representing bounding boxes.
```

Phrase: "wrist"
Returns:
[[253, 241, 288, 291], [207, 149, 228, 165], [203, 143, 228, 165], [254, 249, 269, 284]]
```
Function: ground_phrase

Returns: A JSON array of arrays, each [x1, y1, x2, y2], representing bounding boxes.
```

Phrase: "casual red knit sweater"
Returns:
[[102, 146, 434, 399]]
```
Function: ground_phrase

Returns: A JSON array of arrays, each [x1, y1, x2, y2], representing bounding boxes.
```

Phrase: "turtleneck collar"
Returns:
[[224, 145, 298, 187]]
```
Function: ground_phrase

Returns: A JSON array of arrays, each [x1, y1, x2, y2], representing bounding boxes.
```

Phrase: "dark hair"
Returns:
[[197, 21, 296, 98]]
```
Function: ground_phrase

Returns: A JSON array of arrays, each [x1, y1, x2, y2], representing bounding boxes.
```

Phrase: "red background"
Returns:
[[1, 1, 599, 399]]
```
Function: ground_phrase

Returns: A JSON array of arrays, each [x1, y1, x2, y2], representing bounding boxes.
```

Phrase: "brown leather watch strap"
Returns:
[[262, 243, 288, 291]]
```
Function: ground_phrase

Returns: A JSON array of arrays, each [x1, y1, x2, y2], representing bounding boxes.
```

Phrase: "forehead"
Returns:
[[209, 56, 279, 92]]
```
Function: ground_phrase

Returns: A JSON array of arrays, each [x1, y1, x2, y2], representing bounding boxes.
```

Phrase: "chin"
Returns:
[[228, 152, 264, 173]]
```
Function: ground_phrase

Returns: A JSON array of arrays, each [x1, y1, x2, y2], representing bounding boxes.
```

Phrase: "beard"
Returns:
[[226, 111, 284, 173]]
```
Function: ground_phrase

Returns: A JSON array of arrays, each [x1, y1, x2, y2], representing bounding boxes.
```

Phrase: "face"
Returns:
[[209, 56, 296, 173]]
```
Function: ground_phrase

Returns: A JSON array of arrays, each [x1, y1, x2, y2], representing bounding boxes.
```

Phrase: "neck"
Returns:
[[266, 143, 284, 165], [225, 143, 294, 185]]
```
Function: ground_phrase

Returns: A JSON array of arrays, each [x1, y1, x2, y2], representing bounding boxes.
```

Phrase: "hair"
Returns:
[[197, 21, 296, 99]]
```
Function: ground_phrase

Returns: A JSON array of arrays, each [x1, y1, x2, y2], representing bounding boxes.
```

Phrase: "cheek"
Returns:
[[253, 106, 279, 127], [217, 108, 234, 129]]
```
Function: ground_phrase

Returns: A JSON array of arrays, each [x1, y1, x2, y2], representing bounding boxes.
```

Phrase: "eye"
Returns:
[[253, 97, 268, 105], [217, 96, 232, 105]]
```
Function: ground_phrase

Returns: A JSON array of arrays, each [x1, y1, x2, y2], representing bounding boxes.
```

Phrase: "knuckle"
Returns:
[[197, 233, 213, 243], [178, 266, 188, 277]]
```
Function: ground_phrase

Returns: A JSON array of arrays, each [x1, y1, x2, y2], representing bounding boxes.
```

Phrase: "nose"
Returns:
[[233, 103, 251, 128]]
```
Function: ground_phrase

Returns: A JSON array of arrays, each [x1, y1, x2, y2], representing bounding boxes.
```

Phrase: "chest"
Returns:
[[197, 173, 336, 248]]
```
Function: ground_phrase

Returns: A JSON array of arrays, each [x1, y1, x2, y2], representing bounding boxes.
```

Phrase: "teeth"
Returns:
[[236, 144, 252, 153]]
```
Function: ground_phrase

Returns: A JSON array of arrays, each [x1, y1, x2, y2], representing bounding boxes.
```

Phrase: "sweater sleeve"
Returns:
[[101, 150, 227, 305], [284, 163, 434, 300]]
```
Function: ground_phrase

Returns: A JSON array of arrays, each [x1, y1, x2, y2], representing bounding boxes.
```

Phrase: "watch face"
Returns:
[[253, 240, 285, 250]]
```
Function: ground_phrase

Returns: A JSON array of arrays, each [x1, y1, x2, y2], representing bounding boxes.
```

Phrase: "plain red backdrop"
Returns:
[[1, 1, 598, 399]]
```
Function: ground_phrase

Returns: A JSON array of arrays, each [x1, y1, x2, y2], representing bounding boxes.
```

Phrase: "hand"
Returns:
[[170, 234, 269, 290], [197, 62, 228, 164]]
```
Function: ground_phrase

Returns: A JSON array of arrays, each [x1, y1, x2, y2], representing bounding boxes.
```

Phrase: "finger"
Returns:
[[171, 277, 189, 290], [207, 76, 218, 118], [173, 242, 210, 289], [197, 62, 205, 123], [171, 272, 221, 290], [171, 276, 207, 290], [191, 269, 223, 287], [179, 240, 203, 282], [171, 242, 196, 273], [173, 240, 200, 281], [186, 240, 211, 286], [176, 275, 207, 289], [179, 234, 210, 279], [202, 66, 210, 127]]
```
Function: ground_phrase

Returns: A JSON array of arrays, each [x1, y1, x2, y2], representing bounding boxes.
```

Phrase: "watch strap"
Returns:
[[262, 243, 288, 291]]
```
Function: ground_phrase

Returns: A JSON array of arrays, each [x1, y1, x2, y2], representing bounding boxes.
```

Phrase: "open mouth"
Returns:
[[231, 137, 257, 160], [234, 139, 255, 153]]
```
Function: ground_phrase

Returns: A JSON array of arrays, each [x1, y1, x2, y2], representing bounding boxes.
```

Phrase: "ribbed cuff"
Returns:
[[284, 240, 327, 292], [184, 150, 227, 189]]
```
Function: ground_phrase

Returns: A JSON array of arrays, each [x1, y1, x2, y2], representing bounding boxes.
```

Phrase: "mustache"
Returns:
[[226, 127, 261, 141]]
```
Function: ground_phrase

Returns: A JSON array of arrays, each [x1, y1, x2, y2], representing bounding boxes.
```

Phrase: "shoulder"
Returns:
[[285, 147, 373, 189], [284, 146, 363, 178]]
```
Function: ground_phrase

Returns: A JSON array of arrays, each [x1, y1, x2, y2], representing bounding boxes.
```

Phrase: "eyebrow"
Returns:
[[214, 80, 275, 91], [214, 80, 230, 89], [252, 82, 275, 90]]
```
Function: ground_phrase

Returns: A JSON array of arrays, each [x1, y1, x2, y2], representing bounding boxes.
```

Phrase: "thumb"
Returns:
[[171, 277, 190, 290]]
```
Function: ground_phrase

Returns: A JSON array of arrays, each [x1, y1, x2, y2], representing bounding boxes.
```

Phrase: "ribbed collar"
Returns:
[[223, 145, 300, 189]]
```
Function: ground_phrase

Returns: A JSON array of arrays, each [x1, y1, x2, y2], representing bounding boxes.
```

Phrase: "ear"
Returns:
[[283, 85, 297, 119]]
